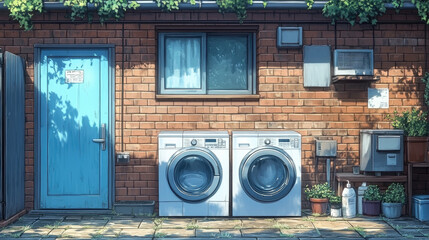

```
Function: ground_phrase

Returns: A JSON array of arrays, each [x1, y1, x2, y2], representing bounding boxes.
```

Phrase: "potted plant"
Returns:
[[386, 108, 429, 163], [382, 183, 406, 218], [362, 185, 382, 216], [304, 182, 334, 215], [329, 195, 342, 217]]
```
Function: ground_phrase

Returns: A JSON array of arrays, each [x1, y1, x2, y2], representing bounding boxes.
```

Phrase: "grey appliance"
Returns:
[[360, 129, 404, 174]]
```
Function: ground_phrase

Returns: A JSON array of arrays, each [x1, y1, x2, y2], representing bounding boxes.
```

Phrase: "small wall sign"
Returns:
[[368, 88, 389, 109], [65, 70, 84, 84]]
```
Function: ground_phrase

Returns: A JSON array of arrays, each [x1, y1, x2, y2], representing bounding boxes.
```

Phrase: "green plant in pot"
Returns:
[[329, 195, 342, 217], [386, 108, 429, 163], [362, 185, 382, 216], [382, 183, 406, 218], [304, 182, 334, 215]]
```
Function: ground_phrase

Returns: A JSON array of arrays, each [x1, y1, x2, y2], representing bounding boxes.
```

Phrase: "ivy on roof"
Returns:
[[3, 0, 429, 31]]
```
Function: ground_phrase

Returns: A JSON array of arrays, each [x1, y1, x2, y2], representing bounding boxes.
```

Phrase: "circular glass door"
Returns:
[[240, 146, 296, 202], [167, 147, 222, 202]]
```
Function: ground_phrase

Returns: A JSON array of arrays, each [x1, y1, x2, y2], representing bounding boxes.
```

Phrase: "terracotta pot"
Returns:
[[405, 137, 429, 163], [362, 200, 381, 216], [310, 198, 329, 215]]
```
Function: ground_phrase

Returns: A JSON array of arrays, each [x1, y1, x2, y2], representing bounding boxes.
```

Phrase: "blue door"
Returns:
[[39, 49, 109, 209]]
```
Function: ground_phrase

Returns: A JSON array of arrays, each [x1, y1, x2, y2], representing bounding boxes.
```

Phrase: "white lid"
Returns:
[[346, 180, 351, 188]]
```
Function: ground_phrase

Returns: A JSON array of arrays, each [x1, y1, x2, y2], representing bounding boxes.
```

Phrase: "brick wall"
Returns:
[[0, 9, 427, 210]]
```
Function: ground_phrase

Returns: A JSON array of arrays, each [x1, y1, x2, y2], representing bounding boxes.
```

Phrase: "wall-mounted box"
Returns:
[[334, 49, 373, 76], [315, 140, 337, 157], [304, 45, 331, 87], [277, 27, 302, 48]]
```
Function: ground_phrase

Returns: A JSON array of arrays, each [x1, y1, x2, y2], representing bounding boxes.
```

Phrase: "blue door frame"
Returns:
[[34, 45, 115, 210]]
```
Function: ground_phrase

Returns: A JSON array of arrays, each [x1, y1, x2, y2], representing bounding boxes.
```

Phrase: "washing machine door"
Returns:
[[240, 146, 296, 202], [167, 147, 222, 202]]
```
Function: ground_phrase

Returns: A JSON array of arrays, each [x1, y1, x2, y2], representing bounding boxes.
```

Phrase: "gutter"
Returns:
[[0, 0, 418, 11]]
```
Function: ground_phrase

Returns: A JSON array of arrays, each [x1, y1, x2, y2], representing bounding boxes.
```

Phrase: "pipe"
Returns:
[[0, 0, 418, 11]]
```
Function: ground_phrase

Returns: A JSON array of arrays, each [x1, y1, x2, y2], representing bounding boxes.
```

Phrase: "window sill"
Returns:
[[332, 75, 380, 83], [156, 94, 260, 99]]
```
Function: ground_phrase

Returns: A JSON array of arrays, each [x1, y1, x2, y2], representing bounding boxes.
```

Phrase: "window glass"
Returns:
[[207, 35, 248, 90], [165, 37, 201, 89]]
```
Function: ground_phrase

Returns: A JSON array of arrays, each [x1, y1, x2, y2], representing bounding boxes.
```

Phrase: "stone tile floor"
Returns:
[[0, 210, 428, 239]]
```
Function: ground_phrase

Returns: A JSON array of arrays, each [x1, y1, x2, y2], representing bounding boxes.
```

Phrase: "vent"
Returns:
[[334, 49, 373, 76], [277, 27, 302, 48]]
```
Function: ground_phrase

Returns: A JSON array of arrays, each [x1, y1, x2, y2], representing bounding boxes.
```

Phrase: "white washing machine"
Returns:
[[158, 131, 229, 216], [232, 131, 301, 216]]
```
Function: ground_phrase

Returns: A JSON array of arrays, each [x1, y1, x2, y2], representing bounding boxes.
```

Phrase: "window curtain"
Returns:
[[165, 37, 201, 89]]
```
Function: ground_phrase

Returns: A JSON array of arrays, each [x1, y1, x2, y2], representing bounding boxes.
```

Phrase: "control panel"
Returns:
[[183, 138, 227, 149], [258, 137, 300, 149]]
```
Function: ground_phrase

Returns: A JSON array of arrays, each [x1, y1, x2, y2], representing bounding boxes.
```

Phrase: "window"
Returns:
[[158, 32, 256, 95]]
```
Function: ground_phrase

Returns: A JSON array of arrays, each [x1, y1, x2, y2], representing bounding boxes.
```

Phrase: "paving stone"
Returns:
[[196, 228, 219, 237], [81, 214, 113, 220], [258, 238, 299, 240], [241, 228, 281, 237], [396, 228, 425, 237], [117, 238, 152, 240], [8, 219, 37, 227], [313, 220, 352, 230], [119, 228, 154, 238], [241, 219, 276, 228], [0, 226, 26, 238], [348, 220, 393, 229], [64, 215, 83, 220], [418, 228, 429, 237], [19, 214, 42, 220], [362, 228, 402, 238], [155, 228, 195, 238], [47, 228, 65, 238], [31, 220, 62, 229], [367, 238, 428, 240], [100, 227, 122, 237], [220, 229, 242, 237], [197, 219, 241, 229], [388, 219, 429, 229], [61, 228, 102, 238], [280, 228, 321, 238], [300, 238, 364, 240], [59, 219, 108, 228], [154, 238, 256, 240], [318, 229, 362, 238], [106, 219, 142, 228], [21, 227, 53, 238], [39, 215, 65, 221], [160, 219, 195, 229], [275, 218, 314, 229], [139, 219, 155, 228]]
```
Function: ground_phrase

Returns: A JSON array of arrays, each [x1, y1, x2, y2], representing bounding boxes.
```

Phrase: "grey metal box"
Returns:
[[304, 45, 331, 87], [360, 129, 404, 173], [277, 27, 302, 48], [315, 140, 337, 157]]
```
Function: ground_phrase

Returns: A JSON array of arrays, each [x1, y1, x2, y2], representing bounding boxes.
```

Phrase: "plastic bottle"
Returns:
[[357, 182, 368, 215], [342, 180, 356, 218]]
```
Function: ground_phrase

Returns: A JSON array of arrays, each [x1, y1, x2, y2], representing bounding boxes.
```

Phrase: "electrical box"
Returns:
[[360, 129, 404, 173], [277, 27, 302, 48], [315, 140, 337, 157], [116, 152, 130, 164]]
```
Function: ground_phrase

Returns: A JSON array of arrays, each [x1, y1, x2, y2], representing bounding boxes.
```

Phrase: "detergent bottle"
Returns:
[[342, 180, 356, 218]]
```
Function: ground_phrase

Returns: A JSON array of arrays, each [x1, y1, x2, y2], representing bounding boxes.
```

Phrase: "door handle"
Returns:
[[93, 123, 106, 151]]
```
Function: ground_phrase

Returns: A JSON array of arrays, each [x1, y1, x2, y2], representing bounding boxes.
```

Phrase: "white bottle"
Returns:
[[342, 180, 356, 218], [357, 182, 368, 215]]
